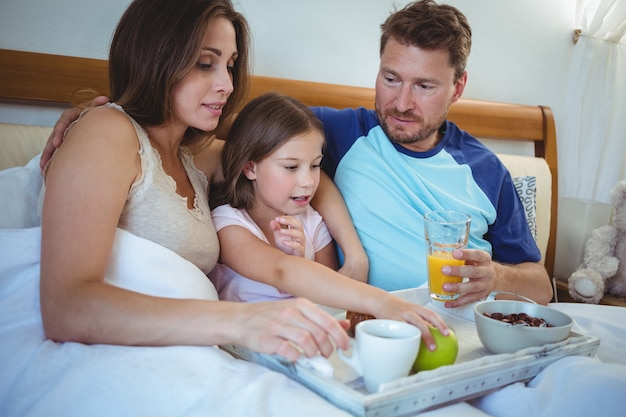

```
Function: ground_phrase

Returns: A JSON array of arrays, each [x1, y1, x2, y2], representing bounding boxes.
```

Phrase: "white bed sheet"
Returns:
[[0, 227, 353, 417], [0, 154, 624, 416], [2, 227, 624, 417], [466, 302, 626, 417]]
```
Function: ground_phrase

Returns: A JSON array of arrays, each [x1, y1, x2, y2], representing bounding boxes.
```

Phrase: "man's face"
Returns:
[[375, 38, 466, 152]]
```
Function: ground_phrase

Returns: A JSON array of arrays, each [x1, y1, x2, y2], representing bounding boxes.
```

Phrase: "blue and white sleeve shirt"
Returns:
[[312, 106, 541, 291]]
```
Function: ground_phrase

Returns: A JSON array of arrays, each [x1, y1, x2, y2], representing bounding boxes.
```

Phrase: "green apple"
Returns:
[[412, 327, 458, 372]]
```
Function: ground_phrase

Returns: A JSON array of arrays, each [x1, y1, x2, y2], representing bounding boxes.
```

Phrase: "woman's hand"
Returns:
[[236, 298, 350, 362], [270, 216, 306, 257], [40, 95, 109, 171]]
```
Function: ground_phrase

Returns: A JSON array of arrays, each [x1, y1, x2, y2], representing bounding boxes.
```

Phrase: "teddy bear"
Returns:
[[568, 180, 626, 304]]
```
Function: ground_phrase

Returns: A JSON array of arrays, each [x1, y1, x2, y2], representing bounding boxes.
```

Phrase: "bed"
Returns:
[[0, 49, 624, 417], [0, 48, 558, 278]]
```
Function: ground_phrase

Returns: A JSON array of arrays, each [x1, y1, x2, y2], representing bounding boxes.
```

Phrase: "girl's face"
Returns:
[[244, 130, 324, 217], [171, 17, 238, 132]]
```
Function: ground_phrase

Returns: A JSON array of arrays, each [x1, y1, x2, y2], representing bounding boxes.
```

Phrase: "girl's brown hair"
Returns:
[[108, 0, 250, 145], [218, 92, 324, 210]]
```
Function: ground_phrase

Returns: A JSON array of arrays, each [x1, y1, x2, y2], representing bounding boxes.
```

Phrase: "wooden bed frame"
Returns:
[[0, 48, 559, 281]]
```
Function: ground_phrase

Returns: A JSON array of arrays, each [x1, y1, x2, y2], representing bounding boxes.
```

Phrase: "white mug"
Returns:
[[339, 319, 421, 393]]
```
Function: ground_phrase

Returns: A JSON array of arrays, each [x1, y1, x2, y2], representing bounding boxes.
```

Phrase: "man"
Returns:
[[311, 0, 553, 307], [40, 0, 553, 308]]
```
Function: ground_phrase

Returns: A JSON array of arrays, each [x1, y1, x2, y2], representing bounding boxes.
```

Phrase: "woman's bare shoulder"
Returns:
[[70, 105, 135, 134], [63, 105, 141, 153], [45, 105, 141, 181]]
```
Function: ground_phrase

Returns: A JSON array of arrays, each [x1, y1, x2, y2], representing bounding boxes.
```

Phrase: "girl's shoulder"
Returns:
[[211, 203, 237, 215], [297, 206, 326, 233], [211, 204, 244, 223], [211, 204, 257, 233]]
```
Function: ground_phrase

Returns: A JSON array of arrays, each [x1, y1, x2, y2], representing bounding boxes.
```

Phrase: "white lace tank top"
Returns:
[[50, 103, 220, 274]]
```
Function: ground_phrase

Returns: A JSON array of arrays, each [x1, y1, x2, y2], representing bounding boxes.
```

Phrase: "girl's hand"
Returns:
[[270, 216, 306, 257], [375, 296, 451, 352]]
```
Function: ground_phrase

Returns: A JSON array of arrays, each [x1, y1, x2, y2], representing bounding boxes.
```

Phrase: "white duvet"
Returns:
[[0, 227, 352, 417], [1, 157, 625, 416]]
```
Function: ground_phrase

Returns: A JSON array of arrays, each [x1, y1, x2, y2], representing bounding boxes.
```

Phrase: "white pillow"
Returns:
[[496, 153, 551, 261], [512, 175, 537, 241], [0, 154, 43, 229]]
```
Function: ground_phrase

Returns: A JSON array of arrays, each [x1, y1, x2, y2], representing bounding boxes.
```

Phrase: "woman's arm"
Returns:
[[311, 172, 369, 282], [39, 108, 348, 360], [40, 107, 160, 344]]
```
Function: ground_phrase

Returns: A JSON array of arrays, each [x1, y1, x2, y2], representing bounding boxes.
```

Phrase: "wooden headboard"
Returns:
[[0, 48, 558, 278]]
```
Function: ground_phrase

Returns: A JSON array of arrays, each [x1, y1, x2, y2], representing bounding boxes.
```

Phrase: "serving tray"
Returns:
[[221, 288, 600, 417]]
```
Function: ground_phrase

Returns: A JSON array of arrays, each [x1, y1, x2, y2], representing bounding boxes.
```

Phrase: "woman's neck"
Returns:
[[144, 124, 187, 156]]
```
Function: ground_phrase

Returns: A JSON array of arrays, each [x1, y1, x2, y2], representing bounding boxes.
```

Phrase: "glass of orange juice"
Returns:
[[424, 210, 471, 301]]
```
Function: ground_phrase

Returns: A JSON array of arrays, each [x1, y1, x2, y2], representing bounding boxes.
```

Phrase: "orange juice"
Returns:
[[427, 251, 465, 301]]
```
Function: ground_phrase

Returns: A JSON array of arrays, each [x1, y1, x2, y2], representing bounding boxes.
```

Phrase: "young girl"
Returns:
[[211, 92, 450, 338], [210, 92, 339, 302]]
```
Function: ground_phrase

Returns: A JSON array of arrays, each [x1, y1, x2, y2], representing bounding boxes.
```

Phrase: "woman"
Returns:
[[39, 0, 449, 354], [40, 0, 351, 361]]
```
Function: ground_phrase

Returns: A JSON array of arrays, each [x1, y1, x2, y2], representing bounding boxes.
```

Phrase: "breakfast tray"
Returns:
[[221, 288, 600, 417]]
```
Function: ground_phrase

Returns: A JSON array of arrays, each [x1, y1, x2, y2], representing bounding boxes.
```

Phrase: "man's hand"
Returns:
[[440, 248, 553, 307], [40, 96, 109, 171]]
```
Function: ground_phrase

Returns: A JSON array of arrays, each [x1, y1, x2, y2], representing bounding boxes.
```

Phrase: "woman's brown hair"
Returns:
[[108, 0, 250, 144], [218, 92, 324, 210]]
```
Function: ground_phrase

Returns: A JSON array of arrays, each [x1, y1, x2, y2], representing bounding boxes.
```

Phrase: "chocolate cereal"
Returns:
[[482, 312, 553, 327]]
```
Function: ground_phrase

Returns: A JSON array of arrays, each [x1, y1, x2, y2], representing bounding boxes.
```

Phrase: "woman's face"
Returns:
[[172, 17, 238, 132], [244, 130, 325, 217]]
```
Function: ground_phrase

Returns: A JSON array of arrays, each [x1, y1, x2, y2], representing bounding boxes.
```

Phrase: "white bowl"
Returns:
[[474, 300, 573, 354]]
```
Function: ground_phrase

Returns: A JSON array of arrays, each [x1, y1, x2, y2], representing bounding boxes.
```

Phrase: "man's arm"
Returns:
[[311, 171, 369, 282], [491, 261, 554, 304]]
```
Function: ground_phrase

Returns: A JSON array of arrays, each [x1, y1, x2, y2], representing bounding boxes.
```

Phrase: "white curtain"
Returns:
[[560, 0, 626, 203]]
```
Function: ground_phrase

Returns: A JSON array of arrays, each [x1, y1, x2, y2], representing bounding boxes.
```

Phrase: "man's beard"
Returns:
[[376, 106, 447, 146]]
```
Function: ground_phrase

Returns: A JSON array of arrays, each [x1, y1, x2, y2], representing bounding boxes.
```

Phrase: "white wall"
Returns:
[[0, 0, 590, 278], [241, 0, 576, 107], [0, 0, 576, 127]]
